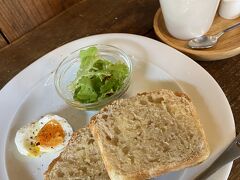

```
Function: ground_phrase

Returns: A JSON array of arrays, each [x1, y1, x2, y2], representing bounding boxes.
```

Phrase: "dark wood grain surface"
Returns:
[[0, 0, 239, 179], [0, 0, 82, 43], [0, 33, 7, 48]]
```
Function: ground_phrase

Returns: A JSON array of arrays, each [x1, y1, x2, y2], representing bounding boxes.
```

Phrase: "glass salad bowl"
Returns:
[[54, 44, 132, 110]]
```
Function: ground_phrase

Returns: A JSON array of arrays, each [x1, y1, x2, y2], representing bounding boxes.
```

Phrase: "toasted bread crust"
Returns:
[[44, 156, 62, 180], [89, 89, 210, 180], [44, 128, 110, 180]]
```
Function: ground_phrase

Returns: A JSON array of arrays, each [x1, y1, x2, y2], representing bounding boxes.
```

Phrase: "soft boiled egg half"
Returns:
[[15, 114, 73, 157]]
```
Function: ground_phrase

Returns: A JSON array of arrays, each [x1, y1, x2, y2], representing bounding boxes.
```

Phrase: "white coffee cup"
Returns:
[[159, 0, 220, 40]]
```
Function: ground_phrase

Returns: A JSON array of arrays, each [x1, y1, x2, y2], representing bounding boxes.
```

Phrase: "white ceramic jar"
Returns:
[[159, 0, 220, 40], [219, 0, 240, 19]]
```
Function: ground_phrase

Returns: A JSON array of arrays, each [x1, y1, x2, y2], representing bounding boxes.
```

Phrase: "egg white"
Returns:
[[15, 122, 41, 156], [15, 114, 73, 157]]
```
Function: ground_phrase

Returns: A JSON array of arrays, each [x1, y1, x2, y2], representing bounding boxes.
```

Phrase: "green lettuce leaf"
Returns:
[[70, 47, 129, 103], [73, 77, 98, 103]]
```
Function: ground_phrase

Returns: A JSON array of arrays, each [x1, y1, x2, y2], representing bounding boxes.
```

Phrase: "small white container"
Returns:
[[159, 0, 220, 40], [219, 0, 240, 19]]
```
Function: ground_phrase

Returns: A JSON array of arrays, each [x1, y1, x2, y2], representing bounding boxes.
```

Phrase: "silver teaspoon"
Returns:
[[195, 133, 240, 180], [188, 22, 240, 49]]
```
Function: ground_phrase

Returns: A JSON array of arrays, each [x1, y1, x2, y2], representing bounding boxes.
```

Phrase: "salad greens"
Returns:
[[70, 47, 129, 103]]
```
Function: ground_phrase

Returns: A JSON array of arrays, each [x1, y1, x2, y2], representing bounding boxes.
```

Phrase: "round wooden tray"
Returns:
[[153, 8, 240, 61]]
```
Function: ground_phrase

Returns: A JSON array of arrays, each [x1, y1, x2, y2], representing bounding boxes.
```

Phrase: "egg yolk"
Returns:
[[36, 120, 65, 147]]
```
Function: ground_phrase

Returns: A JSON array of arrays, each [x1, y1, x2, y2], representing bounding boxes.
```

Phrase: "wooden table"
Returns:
[[0, 0, 239, 179]]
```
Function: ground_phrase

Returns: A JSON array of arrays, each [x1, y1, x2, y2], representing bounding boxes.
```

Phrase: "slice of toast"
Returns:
[[44, 127, 110, 180], [89, 89, 210, 180]]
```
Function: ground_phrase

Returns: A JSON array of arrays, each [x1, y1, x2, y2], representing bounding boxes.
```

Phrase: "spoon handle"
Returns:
[[195, 133, 240, 180], [223, 22, 240, 33]]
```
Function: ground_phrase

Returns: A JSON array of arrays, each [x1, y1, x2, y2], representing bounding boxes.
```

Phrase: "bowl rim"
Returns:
[[54, 44, 132, 110]]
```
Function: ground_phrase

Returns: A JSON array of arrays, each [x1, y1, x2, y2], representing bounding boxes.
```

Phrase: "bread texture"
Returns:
[[89, 89, 210, 180], [44, 127, 110, 180]]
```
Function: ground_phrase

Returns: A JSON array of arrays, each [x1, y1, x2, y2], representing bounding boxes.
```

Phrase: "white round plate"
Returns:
[[0, 34, 235, 180]]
